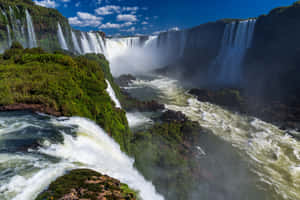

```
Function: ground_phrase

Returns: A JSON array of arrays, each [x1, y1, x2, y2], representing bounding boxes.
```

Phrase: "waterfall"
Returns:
[[80, 32, 92, 54], [106, 80, 122, 108], [6, 25, 12, 48], [71, 31, 82, 54], [9, 6, 27, 47], [179, 30, 187, 57], [0, 113, 164, 200], [144, 35, 158, 49], [57, 23, 69, 50], [215, 20, 256, 84], [87, 32, 102, 54], [25, 9, 37, 48], [97, 33, 106, 55]]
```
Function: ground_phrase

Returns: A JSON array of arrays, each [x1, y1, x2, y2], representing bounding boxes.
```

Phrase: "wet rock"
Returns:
[[120, 89, 165, 112], [35, 169, 137, 200], [160, 110, 188, 123], [115, 74, 136, 87], [0, 104, 61, 117], [189, 88, 245, 111]]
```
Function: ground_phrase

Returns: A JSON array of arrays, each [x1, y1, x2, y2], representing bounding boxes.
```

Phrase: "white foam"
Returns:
[[126, 112, 152, 127], [39, 117, 164, 200], [106, 80, 122, 108], [131, 76, 300, 200]]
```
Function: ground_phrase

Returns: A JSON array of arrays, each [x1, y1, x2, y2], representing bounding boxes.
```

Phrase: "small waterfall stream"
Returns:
[[57, 23, 69, 50], [25, 10, 37, 48], [71, 31, 82, 54], [6, 25, 12, 48]]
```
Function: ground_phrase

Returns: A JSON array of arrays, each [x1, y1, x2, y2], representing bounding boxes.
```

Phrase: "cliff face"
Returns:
[[0, 0, 106, 54], [243, 1, 300, 102]]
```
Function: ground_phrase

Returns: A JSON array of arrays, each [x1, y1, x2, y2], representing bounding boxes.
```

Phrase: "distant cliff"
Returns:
[[0, 0, 106, 54], [244, 1, 300, 102]]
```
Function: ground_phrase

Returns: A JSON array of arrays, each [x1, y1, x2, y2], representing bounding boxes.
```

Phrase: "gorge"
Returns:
[[0, 0, 300, 200]]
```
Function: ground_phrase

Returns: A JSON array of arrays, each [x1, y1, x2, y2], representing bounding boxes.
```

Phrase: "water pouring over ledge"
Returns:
[[57, 23, 69, 51], [0, 112, 164, 200], [25, 9, 37, 48]]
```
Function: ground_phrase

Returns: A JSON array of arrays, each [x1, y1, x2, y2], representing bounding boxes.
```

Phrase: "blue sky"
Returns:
[[33, 0, 298, 35]]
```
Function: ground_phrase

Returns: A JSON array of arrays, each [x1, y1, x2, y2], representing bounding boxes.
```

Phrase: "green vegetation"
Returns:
[[129, 118, 204, 200], [0, 43, 131, 151], [0, 0, 73, 52], [36, 169, 138, 200]]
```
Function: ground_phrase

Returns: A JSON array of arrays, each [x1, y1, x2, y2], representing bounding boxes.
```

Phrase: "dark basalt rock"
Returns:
[[0, 104, 61, 117], [160, 110, 188, 123], [115, 74, 137, 87], [120, 89, 165, 112], [189, 88, 300, 130], [189, 88, 245, 111]]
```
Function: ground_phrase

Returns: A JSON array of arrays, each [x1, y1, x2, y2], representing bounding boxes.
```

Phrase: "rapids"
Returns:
[[127, 76, 300, 200], [0, 112, 164, 200]]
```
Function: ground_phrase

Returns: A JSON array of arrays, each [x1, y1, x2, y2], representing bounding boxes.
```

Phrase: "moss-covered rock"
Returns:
[[0, 46, 131, 151], [129, 111, 206, 200], [36, 169, 138, 200]]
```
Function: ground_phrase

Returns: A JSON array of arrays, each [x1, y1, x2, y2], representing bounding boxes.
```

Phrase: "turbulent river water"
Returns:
[[1, 75, 300, 200], [0, 112, 163, 200], [126, 75, 300, 200]]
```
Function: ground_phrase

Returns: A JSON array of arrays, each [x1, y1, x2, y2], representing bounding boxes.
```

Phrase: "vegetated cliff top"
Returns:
[[35, 169, 138, 200], [0, 0, 34, 6], [266, 0, 300, 16], [0, 42, 131, 152]]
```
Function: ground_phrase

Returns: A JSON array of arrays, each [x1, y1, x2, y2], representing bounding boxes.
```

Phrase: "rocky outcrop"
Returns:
[[0, 103, 61, 116], [160, 110, 188, 123], [115, 74, 137, 87], [189, 88, 300, 130], [36, 169, 138, 200], [120, 89, 165, 112]]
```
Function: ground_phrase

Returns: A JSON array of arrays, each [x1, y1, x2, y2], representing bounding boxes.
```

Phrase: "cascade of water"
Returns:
[[6, 25, 12, 48], [9, 6, 27, 47], [96, 33, 106, 55], [179, 30, 187, 57], [214, 20, 256, 84], [87, 32, 102, 54], [0, 113, 164, 200], [144, 35, 158, 49], [71, 31, 82, 54], [106, 80, 122, 108], [80, 32, 92, 54], [25, 9, 37, 48], [57, 23, 69, 50]]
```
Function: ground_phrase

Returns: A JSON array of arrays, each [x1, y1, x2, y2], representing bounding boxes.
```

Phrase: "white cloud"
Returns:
[[100, 22, 122, 29], [34, 0, 57, 8], [141, 21, 148, 25], [69, 12, 103, 27], [75, 2, 80, 7], [95, 5, 121, 15], [117, 14, 137, 22], [99, 21, 133, 29], [123, 27, 135, 32], [60, 0, 70, 2], [122, 6, 139, 14]]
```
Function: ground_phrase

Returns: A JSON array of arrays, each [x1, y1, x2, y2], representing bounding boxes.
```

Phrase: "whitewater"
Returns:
[[0, 114, 163, 200], [127, 76, 300, 200]]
